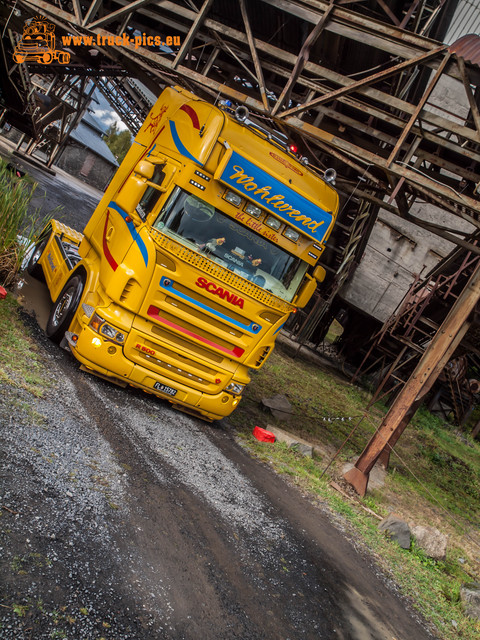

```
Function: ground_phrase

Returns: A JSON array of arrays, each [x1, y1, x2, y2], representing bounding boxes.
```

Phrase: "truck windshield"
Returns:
[[152, 186, 308, 302]]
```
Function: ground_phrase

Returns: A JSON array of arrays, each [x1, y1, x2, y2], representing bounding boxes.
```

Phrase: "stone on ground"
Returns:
[[261, 394, 293, 421], [460, 582, 480, 620], [378, 515, 411, 549], [411, 524, 448, 560]]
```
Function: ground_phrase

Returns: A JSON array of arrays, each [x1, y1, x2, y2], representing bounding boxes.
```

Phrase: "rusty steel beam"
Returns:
[[239, 0, 269, 111], [278, 44, 447, 118], [457, 56, 480, 137], [87, 0, 156, 30], [344, 261, 480, 496], [377, 317, 471, 468], [9, 0, 480, 267], [271, 3, 335, 116], [386, 50, 452, 167], [172, 0, 214, 70]]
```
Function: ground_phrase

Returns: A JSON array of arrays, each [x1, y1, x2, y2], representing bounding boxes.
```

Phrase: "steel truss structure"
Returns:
[[2, 1, 480, 247], [352, 240, 480, 425]]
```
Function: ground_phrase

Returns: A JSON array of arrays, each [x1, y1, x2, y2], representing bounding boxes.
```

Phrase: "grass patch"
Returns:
[[0, 294, 51, 396], [232, 348, 480, 640]]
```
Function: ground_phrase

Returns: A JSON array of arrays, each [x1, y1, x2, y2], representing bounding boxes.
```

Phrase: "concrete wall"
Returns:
[[339, 74, 476, 322], [340, 206, 475, 322]]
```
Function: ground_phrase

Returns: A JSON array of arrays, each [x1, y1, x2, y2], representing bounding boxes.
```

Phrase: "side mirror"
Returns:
[[115, 160, 157, 215], [313, 265, 326, 282], [115, 176, 147, 216], [134, 160, 155, 179], [294, 274, 317, 309]]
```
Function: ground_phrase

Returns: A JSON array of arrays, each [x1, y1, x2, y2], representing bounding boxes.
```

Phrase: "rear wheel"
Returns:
[[26, 237, 48, 280], [46, 273, 84, 344]]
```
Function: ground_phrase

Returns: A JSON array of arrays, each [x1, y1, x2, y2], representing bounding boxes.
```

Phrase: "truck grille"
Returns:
[[150, 228, 293, 313]]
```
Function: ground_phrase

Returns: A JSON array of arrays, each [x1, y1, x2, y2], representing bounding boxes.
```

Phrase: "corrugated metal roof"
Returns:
[[69, 122, 119, 166], [444, 0, 480, 45], [449, 33, 480, 66], [82, 109, 109, 135]]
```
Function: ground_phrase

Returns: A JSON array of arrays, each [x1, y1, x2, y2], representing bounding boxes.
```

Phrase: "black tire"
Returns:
[[46, 274, 84, 344], [26, 237, 48, 280]]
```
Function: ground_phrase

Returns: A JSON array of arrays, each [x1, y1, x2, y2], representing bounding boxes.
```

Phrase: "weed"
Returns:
[[12, 603, 29, 617], [0, 158, 59, 287], [0, 295, 51, 396], [11, 552, 52, 574]]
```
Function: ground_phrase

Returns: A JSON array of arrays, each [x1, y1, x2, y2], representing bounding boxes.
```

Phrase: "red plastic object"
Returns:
[[253, 426, 276, 443], [0, 286, 6, 300]]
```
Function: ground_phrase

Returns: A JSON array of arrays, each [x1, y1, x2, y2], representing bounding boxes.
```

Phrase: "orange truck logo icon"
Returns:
[[13, 17, 70, 65]]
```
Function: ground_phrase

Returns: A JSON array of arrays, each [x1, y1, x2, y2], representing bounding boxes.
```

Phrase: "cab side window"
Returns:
[[136, 165, 166, 219]]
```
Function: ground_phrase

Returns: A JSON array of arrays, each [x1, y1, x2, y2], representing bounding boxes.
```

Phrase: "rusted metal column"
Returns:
[[344, 262, 480, 496], [376, 319, 471, 469]]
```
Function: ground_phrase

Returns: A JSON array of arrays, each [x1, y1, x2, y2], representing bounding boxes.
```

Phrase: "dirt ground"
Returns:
[[0, 308, 437, 640], [0, 145, 438, 639]]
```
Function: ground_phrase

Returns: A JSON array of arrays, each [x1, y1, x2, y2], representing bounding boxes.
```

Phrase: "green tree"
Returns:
[[104, 122, 132, 163]]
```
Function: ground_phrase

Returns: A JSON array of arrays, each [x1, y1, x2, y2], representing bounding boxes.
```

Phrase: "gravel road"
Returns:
[[0, 149, 437, 639], [0, 310, 437, 640]]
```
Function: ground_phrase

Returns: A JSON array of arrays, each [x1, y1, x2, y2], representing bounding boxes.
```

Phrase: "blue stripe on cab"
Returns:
[[108, 201, 149, 267], [169, 121, 202, 165]]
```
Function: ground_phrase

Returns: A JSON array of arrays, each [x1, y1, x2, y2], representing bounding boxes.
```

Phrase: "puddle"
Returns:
[[13, 273, 51, 330]]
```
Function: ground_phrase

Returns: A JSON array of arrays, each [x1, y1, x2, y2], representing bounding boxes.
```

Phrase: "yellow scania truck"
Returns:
[[29, 86, 339, 421]]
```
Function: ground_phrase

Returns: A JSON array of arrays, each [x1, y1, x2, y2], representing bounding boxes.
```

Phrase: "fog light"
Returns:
[[245, 203, 262, 218], [89, 312, 125, 344], [284, 227, 300, 242], [225, 382, 245, 395], [108, 346, 117, 355], [100, 323, 125, 343], [91, 337, 102, 347]]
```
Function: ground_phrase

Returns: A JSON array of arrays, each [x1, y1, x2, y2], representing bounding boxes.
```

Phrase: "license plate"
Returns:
[[153, 382, 177, 397]]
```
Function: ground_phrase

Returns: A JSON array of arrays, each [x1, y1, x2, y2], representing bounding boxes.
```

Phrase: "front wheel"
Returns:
[[46, 274, 84, 344], [26, 236, 48, 280]]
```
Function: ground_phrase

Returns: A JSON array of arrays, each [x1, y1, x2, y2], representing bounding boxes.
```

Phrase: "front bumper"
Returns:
[[67, 323, 242, 421]]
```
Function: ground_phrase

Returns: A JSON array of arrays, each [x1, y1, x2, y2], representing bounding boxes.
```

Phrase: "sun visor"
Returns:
[[214, 147, 334, 243]]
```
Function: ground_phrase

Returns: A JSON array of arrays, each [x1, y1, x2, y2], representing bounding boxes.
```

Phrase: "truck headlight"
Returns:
[[224, 190, 243, 207], [89, 313, 125, 344], [225, 382, 245, 395]]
